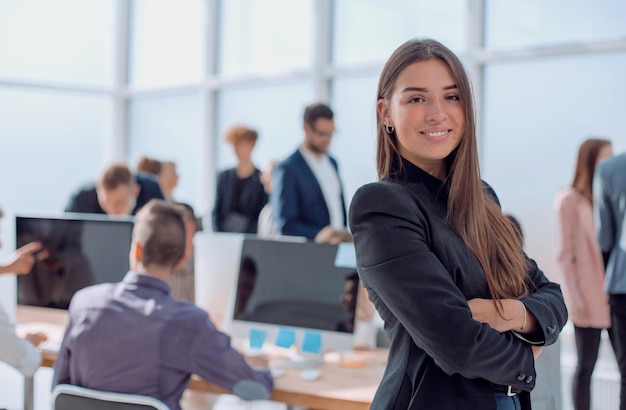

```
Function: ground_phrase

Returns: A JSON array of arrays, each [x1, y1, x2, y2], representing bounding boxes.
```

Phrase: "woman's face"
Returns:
[[233, 139, 255, 162], [378, 59, 465, 178]]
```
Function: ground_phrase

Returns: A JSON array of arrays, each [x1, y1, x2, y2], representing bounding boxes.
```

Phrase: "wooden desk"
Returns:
[[17, 306, 386, 410]]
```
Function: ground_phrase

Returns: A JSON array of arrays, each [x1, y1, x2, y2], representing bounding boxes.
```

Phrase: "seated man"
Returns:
[[65, 162, 164, 215], [52, 200, 273, 409]]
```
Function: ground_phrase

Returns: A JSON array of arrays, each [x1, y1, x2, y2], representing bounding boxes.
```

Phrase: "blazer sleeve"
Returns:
[[349, 182, 537, 389], [271, 163, 321, 239], [593, 165, 615, 254], [519, 257, 568, 346], [64, 186, 101, 214]]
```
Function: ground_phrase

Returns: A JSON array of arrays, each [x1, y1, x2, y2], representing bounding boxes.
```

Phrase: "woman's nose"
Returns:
[[426, 99, 447, 122]]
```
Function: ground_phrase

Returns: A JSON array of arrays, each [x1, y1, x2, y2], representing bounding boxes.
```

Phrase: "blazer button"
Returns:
[[517, 374, 526, 381], [525, 376, 533, 384]]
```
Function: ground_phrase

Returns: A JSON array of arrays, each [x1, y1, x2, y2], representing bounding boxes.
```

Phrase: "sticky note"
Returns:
[[248, 328, 267, 350], [301, 330, 322, 354], [275, 327, 296, 349]]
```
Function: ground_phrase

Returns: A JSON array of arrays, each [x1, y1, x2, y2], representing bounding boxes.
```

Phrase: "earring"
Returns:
[[385, 124, 395, 134]]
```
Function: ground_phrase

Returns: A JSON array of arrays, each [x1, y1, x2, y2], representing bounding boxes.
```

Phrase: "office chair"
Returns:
[[51, 384, 170, 410]]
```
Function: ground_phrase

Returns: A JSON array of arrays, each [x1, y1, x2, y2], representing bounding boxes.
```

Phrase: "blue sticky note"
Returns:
[[275, 327, 296, 349], [248, 328, 267, 350], [301, 330, 322, 354]]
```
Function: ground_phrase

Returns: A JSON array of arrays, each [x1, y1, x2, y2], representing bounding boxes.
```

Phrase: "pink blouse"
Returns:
[[555, 188, 610, 328]]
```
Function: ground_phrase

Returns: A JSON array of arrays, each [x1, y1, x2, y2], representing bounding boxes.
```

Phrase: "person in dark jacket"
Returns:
[[212, 125, 267, 234], [65, 162, 164, 216], [349, 38, 568, 410]]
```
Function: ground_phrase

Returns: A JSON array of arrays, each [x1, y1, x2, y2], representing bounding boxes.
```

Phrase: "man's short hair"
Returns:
[[303, 103, 334, 127], [224, 125, 259, 145], [133, 199, 187, 269], [98, 163, 134, 191]]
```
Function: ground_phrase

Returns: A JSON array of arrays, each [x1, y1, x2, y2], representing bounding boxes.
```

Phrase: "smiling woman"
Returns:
[[376, 59, 464, 180], [348, 38, 568, 410]]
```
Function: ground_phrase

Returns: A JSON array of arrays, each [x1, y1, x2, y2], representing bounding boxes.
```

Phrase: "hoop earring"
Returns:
[[385, 124, 395, 134]]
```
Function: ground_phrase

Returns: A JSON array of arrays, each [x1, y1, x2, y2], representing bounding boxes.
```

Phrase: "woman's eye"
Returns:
[[446, 95, 460, 101], [408, 96, 425, 103]]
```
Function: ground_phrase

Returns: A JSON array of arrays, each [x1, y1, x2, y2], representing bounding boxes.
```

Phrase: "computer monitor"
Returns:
[[15, 213, 135, 309], [227, 237, 358, 355]]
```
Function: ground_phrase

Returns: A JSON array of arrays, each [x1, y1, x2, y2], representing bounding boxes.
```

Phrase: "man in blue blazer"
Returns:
[[271, 103, 352, 242]]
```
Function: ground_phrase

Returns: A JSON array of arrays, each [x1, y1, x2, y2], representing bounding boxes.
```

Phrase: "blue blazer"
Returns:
[[271, 149, 347, 240]]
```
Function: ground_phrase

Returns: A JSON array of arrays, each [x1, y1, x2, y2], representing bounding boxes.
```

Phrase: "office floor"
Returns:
[[0, 323, 620, 410]]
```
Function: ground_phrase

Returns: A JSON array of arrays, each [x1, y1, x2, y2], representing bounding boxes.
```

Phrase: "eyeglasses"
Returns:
[[310, 125, 334, 139]]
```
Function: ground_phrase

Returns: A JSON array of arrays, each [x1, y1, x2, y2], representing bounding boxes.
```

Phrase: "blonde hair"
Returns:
[[224, 126, 258, 145]]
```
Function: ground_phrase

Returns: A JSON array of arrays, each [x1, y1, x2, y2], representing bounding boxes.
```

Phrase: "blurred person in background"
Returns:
[[594, 147, 626, 410], [66, 162, 164, 216], [271, 103, 351, 244], [256, 159, 279, 238], [555, 138, 614, 410], [212, 125, 267, 234], [0, 207, 47, 377], [136, 156, 180, 202]]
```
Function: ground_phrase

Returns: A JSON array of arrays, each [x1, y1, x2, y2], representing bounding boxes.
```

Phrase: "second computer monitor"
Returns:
[[230, 237, 358, 352]]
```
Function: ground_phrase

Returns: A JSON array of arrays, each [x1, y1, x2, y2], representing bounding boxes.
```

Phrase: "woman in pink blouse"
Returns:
[[555, 137, 613, 410]]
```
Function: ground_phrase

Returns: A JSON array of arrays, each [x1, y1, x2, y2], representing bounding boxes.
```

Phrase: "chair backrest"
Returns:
[[51, 384, 170, 410]]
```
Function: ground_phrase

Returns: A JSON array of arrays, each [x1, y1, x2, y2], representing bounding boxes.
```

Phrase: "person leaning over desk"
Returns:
[[65, 162, 164, 216], [52, 200, 273, 410], [348, 38, 567, 410]]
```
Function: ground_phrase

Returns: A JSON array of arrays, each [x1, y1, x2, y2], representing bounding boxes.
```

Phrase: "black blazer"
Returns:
[[271, 149, 347, 240], [212, 167, 267, 234], [348, 160, 567, 410]]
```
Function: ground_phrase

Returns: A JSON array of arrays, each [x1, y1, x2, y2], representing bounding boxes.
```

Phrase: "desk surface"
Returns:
[[17, 305, 386, 410]]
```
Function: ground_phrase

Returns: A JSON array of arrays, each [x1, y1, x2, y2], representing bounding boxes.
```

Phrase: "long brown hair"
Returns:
[[571, 138, 612, 202], [376, 38, 528, 300]]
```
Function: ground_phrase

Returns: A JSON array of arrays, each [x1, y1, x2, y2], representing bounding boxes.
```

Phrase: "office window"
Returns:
[[333, 0, 467, 66], [482, 52, 626, 280], [330, 74, 379, 203], [215, 82, 313, 170], [485, 0, 626, 49], [129, 0, 204, 87], [0, 0, 116, 86], [0, 87, 112, 215], [127, 93, 202, 208], [218, 0, 313, 75]]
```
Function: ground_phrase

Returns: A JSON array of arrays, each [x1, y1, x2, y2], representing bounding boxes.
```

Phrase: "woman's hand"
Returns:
[[468, 298, 528, 333]]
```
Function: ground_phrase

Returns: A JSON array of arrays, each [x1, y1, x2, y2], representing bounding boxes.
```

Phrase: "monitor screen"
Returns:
[[229, 237, 358, 352], [15, 213, 135, 309]]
